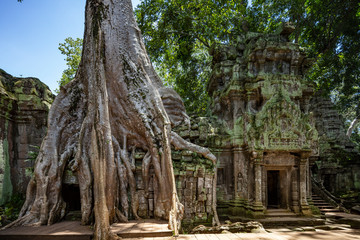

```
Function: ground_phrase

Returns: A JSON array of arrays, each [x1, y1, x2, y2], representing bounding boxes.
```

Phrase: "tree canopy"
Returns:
[[134, 0, 250, 115]]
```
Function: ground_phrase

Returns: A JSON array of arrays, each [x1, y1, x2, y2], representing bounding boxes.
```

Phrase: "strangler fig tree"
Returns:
[[5, 0, 219, 239]]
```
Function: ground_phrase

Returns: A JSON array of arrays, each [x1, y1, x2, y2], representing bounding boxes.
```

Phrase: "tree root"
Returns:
[[112, 136, 141, 220], [115, 208, 128, 223], [1, 213, 40, 230], [142, 151, 151, 198], [114, 154, 129, 219], [170, 132, 216, 164]]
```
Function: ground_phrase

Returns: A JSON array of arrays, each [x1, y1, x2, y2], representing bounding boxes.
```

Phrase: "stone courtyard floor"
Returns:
[[134, 228, 360, 240], [1, 211, 360, 240], [122, 229, 360, 240]]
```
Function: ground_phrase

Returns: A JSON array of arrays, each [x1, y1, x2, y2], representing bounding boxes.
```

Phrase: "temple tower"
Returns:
[[208, 24, 318, 217]]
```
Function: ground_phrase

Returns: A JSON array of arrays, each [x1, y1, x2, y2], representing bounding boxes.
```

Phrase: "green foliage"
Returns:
[[154, 43, 212, 115], [57, 37, 83, 93], [311, 206, 321, 215], [340, 190, 360, 201], [135, 0, 251, 115], [309, 205, 321, 215], [0, 194, 25, 226], [25, 145, 39, 177]]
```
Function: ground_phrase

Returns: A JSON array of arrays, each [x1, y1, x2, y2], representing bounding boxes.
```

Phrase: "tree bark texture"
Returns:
[[4, 0, 218, 239], [346, 117, 359, 138]]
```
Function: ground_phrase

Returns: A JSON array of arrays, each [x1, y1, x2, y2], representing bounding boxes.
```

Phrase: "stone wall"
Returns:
[[310, 93, 360, 195], [173, 116, 228, 225], [0, 69, 54, 204]]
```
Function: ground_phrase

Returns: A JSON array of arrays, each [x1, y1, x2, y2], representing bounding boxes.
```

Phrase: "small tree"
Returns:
[[57, 37, 83, 93]]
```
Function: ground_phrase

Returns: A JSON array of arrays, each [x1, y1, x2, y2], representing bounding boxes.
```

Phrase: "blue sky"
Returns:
[[0, 0, 141, 93]]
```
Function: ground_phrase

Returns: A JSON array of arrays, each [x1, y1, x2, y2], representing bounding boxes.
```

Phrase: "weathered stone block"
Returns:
[[197, 177, 204, 190], [138, 203, 148, 218], [186, 165, 196, 171], [176, 179, 182, 189], [185, 212, 193, 219], [63, 170, 78, 185], [206, 205, 212, 213], [186, 181, 194, 189], [206, 194, 212, 206], [148, 177, 154, 191], [138, 190, 147, 204], [190, 130, 200, 139], [136, 176, 144, 190], [204, 176, 213, 188], [191, 124, 198, 130], [172, 151, 181, 160], [187, 176, 195, 183], [182, 155, 193, 162], [197, 167, 205, 178], [134, 151, 145, 160], [179, 130, 190, 138], [184, 189, 192, 197], [148, 198, 154, 212], [198, 194, 206, 202]]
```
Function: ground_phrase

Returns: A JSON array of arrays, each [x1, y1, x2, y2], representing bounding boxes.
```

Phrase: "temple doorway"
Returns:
[[267, 170, 280, 208], [62, 184, 81, 211]]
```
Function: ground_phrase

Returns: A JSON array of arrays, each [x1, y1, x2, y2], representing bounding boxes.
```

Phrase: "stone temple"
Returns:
[[0, 24, 359, 227], [206, 23, 318, 218]]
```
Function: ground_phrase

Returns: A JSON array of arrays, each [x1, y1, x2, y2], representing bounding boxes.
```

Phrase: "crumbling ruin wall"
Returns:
[[310, 93, 360, 196], [172, 116, 230, 225], [0, 69, 54, 204]]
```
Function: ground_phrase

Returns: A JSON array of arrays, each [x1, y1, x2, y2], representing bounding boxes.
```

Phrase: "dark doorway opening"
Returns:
[[323, 174, 336, 193], [267, 170, 280, 208], [62, 184, 81, 211]]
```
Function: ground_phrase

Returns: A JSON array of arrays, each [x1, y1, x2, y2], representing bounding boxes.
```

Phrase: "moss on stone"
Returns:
[[0, 120, 13, 205], [0, 69, 54, 204]]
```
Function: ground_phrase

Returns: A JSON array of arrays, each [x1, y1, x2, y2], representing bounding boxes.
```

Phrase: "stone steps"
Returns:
[[317, 205, 337, 209], [260, 217, 325, 227], [260, 208, 326, 227], [320, 208, 342, 213], [311, 194, 341, 214], [265, 209, 297, 218]]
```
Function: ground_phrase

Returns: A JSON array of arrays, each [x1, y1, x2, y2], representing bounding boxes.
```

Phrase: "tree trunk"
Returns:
[[4, 0, 218, 239], [346, 105, 360, 138], [346, 117, 359, 138]]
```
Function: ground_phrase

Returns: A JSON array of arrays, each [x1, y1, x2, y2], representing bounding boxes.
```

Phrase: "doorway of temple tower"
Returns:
[[62, 183, 81, 211], [267, 170, 280, 208]]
